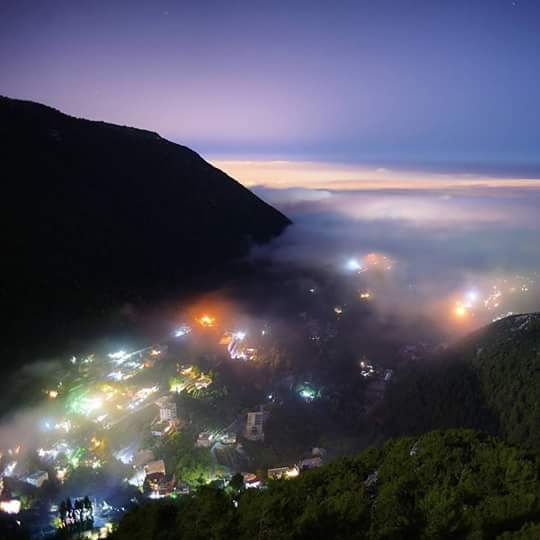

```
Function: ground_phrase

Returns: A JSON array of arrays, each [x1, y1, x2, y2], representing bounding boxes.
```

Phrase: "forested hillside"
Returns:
[[384, 314, 540, 448], [109, 429, 540, 540]]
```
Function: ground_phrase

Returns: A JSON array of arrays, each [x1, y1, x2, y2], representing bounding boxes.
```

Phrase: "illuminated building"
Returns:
[[244, 410, 267, 442], [24, 470, 49, 488], [242, 472, 261, 489], [174, 325, 191, 337], [359, 358, 376, 377], [145, 473, 176, 498], [0, 500, 21, 514], [267, 466, 299, 480], [144, 460, 166, 477], [155, 396, 177, 422], [221, 432, 237, 445], [151, 419, 179, 437], [195, 431, 213, 448]]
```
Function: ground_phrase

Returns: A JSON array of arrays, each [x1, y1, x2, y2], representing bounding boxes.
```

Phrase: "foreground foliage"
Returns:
[[110, 429, 540, 540]]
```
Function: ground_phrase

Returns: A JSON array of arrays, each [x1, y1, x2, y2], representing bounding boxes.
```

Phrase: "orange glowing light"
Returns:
[[90, 437, 103, 449], [454, 305, 467, 318], [219, 334, 232, 346], [197, 315, 216, 327], [285, 467, 300, 478]]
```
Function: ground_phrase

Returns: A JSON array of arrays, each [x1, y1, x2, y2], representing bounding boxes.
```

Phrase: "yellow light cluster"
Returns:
[[197, 315, 216, 327]]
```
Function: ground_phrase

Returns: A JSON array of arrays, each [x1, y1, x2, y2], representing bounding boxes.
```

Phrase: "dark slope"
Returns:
[[0, 96, 290, 360], [384, 313, 540, 448]]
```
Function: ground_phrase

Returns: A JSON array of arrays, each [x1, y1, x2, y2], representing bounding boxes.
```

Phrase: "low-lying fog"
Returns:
[[253, 184, 540, 334], [2, 182, 540, 521]]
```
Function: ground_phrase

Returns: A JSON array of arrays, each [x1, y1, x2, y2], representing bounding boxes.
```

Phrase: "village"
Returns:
[[1, 255, 536, 538]]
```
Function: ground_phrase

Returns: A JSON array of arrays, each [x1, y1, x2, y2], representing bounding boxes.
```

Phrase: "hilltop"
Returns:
[[0, 96, 290, 361]]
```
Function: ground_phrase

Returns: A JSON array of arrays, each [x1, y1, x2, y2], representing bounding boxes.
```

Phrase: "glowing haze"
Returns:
[[212, 160, 540, 191]]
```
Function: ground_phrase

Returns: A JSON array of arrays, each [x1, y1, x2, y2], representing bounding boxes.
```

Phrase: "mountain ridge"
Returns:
[[0, 96, 290, 362]]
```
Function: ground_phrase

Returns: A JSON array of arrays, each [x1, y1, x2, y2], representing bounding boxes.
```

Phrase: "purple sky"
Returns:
[[2, 0, 540, 176]]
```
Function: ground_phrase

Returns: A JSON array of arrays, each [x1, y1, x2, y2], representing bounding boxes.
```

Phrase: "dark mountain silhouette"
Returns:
[[0, 96, 290, 362]]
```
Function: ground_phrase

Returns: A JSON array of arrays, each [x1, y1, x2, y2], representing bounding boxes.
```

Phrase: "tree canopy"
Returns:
[[384, 314, 540, 449], [110, 429, 540, 540]]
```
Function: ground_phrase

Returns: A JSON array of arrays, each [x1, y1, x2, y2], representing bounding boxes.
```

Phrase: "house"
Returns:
[[0, 499, 21, 514], [221, 432, 237, 445], [146, 473, 176, 498], [144, 473, 163, 497], [241, 472, 261, 489], [133, 449, 155, 468], [144, 460, 166, 477], [299, 456, 323, 470], [150, 419, 177, 437], [244, 409, 268, 441], [267, 466, 299, 480], [143, 460, 174, 498], [176, 481, 191, 495], [298, 448, 326, 470], [24, 470, 49, 488], [195, 431, 213, 448], [155, 396, 177, 422]]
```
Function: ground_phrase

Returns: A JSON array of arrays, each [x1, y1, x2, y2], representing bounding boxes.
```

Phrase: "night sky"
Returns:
[[2, 0, 540, 182]]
